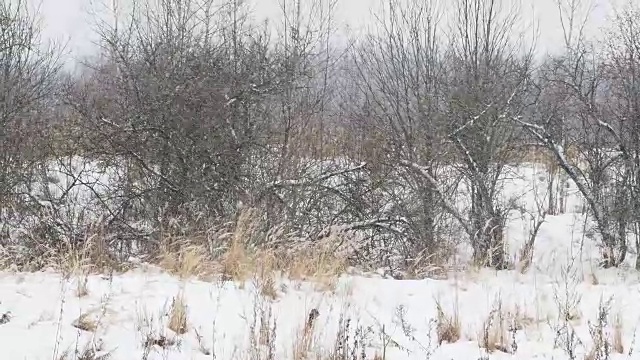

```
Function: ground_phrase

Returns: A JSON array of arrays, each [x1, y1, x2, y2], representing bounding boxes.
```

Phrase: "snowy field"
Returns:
[[0, 258, 638, 359], [0, 163, 638, 359]]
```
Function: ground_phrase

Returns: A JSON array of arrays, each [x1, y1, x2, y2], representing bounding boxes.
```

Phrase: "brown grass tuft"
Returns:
[[435, 299, 461, 344], [510, 304, 535, 331], [258, 273, 279, 300], [72, 312, 98, 332], [136, 306, 182, 358], [168, 294, 188, 335], [252, 250, 279, 299], [218, 210, 347, 291], [149, 208, 348, 292], [479, 298, 512, 353], [287, 244, 346, 292], [158, 241, 212, 280], [219, 208, 262, 282], [56, 230, 126, 276]]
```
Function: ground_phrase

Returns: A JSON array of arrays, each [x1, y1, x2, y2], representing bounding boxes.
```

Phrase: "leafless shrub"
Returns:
[[9, 0, 640, 277], [551, 260, 584, 359], [515, 181, 548, 273], [0, 0, 64, 261], [585, 297, 614, 360], [246, 295, 277, 360], [325, 314, 369, 360]]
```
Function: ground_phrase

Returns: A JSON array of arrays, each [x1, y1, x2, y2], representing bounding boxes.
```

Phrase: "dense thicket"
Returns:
[[3, 0, 640, 273]]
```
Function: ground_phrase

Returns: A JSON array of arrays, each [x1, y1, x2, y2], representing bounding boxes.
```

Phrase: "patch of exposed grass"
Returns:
[[168, 293, 188, 335], [72, 312, 98, 332], [435, 298, 461, 345], [157, 241, 212, 280], [478, 297, 512, 354]]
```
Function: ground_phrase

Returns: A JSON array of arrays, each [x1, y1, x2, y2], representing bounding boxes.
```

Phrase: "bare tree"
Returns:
[[347, 0, 457, 271], [63, 0, 277, 253], [599, 3, 640, 269], [255, 0, 344, 226], [516, 0, 640, 268], [0, 0, 61, 244], [443, 0, 536, 268]]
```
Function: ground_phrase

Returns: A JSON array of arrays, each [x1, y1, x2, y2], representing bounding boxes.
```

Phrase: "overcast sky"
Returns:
[[36, 0, 618, 68]]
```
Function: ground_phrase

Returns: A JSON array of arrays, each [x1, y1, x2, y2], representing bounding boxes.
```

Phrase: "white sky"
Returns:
[[35, 0, 619, 67]]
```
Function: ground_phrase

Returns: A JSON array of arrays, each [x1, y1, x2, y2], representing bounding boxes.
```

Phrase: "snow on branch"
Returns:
[[265, 162, 367, 189], [515, 118, 609, 233], [317, 217, 408, 239], [398, 160, 472, 236]]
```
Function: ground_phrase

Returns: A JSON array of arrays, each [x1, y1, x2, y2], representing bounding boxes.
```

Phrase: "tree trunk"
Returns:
[[471, 186, 507, 269], [635, 223, 640, 270], [547, 168, 556, 215]]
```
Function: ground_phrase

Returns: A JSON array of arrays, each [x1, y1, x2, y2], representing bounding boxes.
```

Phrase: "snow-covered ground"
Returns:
[[0, 258, 638, 359], [0, 162, 638, 359], [0, 214, 639, 360]]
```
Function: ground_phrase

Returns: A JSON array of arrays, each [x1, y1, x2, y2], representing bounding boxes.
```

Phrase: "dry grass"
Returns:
[[256, 264, 279, 300], [513, 144, 582, 167], [168, 293, 189, 335], [72, 312, 98, 332], [136, 306, 182, 357], [241, 292, 375, 360], [324, 313, 370, 360], [405, 247, 456, 280], [0, 229, 128, 276], [293, 309, 320, 360], [56, 229, 128, 276], [76, 274, 89, 297], [246, 296, 277, 360], [5, 207, 349, 293], [220, 208, 262, 282], [478, 297, 515, 354], [517, 242, 534, 274], [510, 304, 535, 331], [57, 338, 112, 360], [479, 314, 508, 353], [435, 298, 461, 345], [230, 243, 347, 293], [613, 313, 624, 354], [584, 306, 625, 357], [220, 235, 255, 282], [215, 209, 347, 291], [157, 242, 213, 280], [286, 243, 347, 291]]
